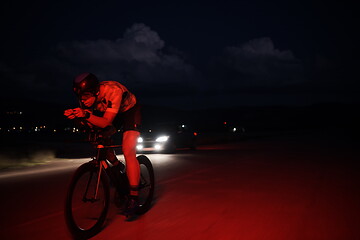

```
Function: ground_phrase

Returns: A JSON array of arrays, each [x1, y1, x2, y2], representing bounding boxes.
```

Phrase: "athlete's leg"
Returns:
[[106, 149, 118, 163], [122, 130, 140, 196]]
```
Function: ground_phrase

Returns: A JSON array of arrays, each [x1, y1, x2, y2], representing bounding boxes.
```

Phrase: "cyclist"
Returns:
[[64, 72, 141, 215]]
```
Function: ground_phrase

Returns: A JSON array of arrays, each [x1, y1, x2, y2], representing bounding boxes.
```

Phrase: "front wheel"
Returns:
[[136, 155, 155, 214], [64, 162, 110, 239]]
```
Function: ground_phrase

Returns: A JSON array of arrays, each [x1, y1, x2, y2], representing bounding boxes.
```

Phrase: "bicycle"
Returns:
[[64, 128, 155, 239]]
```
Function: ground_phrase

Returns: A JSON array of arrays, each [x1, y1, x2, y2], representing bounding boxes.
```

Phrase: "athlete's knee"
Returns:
[[122, 131, 139, 155]]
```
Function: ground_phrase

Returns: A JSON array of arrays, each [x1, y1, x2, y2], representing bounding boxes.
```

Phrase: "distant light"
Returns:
[[224, 122, 227, 125], [232, 128, 237, 132], [194, 132, 198, 136], [181, 125, 185, 128], [156, 136, 169, 142], [154, 144, 162, 151]]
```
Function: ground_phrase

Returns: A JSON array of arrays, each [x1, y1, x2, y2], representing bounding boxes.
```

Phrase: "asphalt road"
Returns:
[[0, 131, 359, 240]]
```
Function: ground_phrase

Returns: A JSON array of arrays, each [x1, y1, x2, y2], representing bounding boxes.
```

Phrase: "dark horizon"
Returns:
[[1, 96, 359, 135]]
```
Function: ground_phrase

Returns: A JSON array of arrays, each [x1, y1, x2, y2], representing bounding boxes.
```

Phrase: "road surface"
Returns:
[[0, 131, 359, 240]]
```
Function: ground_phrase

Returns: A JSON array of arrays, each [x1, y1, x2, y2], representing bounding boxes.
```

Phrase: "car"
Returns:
[[136, 123, 197, 153]]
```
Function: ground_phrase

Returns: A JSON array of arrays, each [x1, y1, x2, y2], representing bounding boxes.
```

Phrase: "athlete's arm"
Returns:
[[87, 111, 117, 129], [72, 108, 117, 129], [85, 84, 123, 128], [64, 109, 76, 119]]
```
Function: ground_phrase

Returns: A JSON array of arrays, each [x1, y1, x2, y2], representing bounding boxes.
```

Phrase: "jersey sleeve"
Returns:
[[105, 87, 122, 114]]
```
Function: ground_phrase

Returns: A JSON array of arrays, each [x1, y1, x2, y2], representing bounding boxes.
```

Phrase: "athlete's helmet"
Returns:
[[73, 73, 100, 96]]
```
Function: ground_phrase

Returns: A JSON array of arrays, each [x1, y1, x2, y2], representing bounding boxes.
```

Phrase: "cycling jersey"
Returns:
[[94, 81, 137, 114]]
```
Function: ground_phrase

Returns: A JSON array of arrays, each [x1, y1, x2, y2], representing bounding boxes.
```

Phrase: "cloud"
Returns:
[[2, 32, 328, 108], [0, 23, 204, 105], [55, 23, 201, 93], [213, 37, 305, 90], [56, 23, 165, 65]]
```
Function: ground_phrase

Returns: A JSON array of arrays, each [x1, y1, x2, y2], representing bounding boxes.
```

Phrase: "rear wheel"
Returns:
[[65, 162, 110, 239], [136, 155, 155, 214]]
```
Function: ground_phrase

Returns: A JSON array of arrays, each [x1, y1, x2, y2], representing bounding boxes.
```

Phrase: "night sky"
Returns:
[[0, 0, 358, 109]]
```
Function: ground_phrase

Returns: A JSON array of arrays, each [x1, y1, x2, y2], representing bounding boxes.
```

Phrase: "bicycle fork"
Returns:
[[83, 145, 108, 202]]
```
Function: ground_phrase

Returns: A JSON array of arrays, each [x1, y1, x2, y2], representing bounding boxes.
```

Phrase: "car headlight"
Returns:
[[138, 137, 143, 143], [156, 136, 169, 142]]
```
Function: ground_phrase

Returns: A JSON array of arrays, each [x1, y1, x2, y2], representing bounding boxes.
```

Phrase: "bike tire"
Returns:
[[136, 155, 155, 214], [64, 162, 110, 239]]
